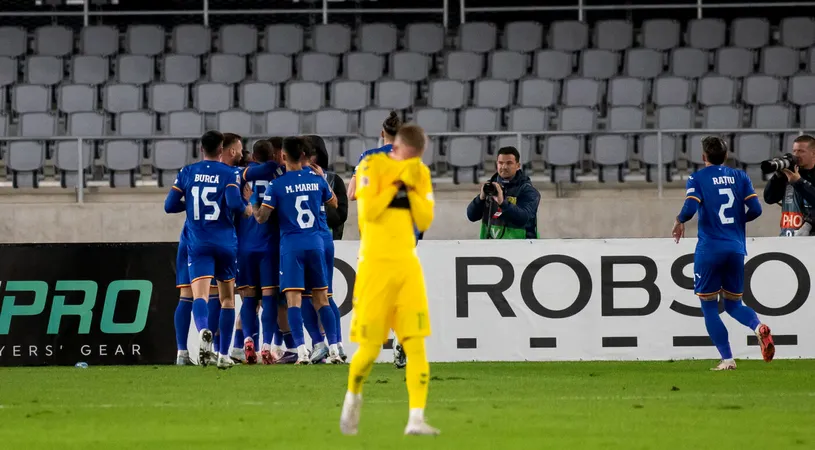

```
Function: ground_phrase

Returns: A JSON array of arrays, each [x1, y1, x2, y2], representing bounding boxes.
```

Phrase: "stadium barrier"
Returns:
[[3, 238, 809, 366]]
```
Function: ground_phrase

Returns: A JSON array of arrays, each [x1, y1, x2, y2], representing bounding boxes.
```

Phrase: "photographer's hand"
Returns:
[[492, 182, 504, 205], [479, 183, 487, 201], [782, 166, 801, 183]]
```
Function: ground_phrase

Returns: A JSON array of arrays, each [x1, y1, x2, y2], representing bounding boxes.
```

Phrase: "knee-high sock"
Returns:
[[724, 299, 761, 331], [191, 298, 208, 332], [701, 299, 732, 360], [329, 298, 342, 343], [287, 307, 305, 347], [261, 295, 277, 345], [318, 305, 339, 345], [232, 328, 244, 349], [175, 297, 193, 351], [401, 337, 430, 410], [347, 342, 381, 395], [282, 331, 294, 349], [219, 307, 235, 357], [301, 298, 324, 345], [208, 295, 221, 353], [274, 330, 284, 347], [240, 295, 257, 343]]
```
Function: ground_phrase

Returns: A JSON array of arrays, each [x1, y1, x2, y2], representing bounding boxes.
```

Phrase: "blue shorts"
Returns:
[[188, 243, 237, 283], [280, 248, 327, 293], [305, 233, 334, 297], [176, 241, 191, 288], [237, 249, 279, 290], [694, 251, 745, 297]]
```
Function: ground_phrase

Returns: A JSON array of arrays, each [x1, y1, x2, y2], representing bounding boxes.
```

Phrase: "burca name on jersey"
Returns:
[[194, 173, 220, 184]]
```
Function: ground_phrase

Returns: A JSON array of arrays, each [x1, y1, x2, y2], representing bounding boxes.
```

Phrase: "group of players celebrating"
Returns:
[[164, 114, 440, 435]]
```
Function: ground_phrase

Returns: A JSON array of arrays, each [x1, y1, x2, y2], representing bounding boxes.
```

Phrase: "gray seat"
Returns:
[[104, 83, 142, 113], [105, 141, 141, 187], [219, 24, 257, 56], [563, 78, 601, 107], [7, 141, 44, 187], [639, 134, 677, 169], [209, 53, 246, 84], [255, 54, 292, 84], [558, 106, 595, 131], [375, 80, 414, 110], [518, 78, 558, 108], [285, 81, 324, 112], [656, 106, 693, 130], [315, 109, 350, 135], [194, 82, 232, 113], [217, 110, 252, 137], [80, 26, 118, 56], [390, 52, 430, 82], [580, 49, 619, 79], [150, 83, 187, 113], [164, 54, 201, 84], [448, 137, 484, 184], [802, 104, 815, 128], [72, 55, 109, 85], [760, 47, 799, 77], [345, 52, 383, 82], [117, 111, 155, 136], [153, 140, 191, 185], [405, 23, 444, 54], [0, 114, 7, 136], [19, 112, 57, 136], [592, 133, 628, 182], [504, 21, 543, 53], [313, 24, 351, 55], [606, 106, 644, 130], [13, 84, 51, 113], [686, 134, 709, 166], [26, 56, 63, 85], [415, 108, 452, 133], [703, 105, 742, 129], [126, 25, 165, 56], [167, 110, 203, 136], [735, 134, 773, 167], [0, 57, 15, 87], [459, 22, 497, 53], [687, 18, 726, 50], [117, 55, 154, 84], [535, 50, 573, 80], [429, 79, 466, 109], [445, 51, 483, 81], [461, 107, 499, 132], [489, 50, 527, 81], [331, 80, 370, 111], [594, 20, 633, 51], [358, 23, 398, 55], [653, 76, 691, 106], [54, 139, 93, 188], [173, 25, 211, 56], [742, 75, 782, 106], [781, 17, 815, 49], [474, 79, 511, 109], [624, 48, 663, 78], [265, 110, 301, 135], [59, 84, 97, 113], [752, 104, 792, 129], [715, 47, 754, 77], [731, 18, 769, 49], [299, 52, 338, 83], [545, 109, 585, 180], [698, 75, 736, 106], [35, 26, 73, 56], [509, 107, 547, 131], [0, 27, 26, 57], [670, 47, 709, 78], [240, 82, 278, 112], [345, 137, 379, 167], [264, 25, 304, 55], [68, 111, 105, 136], [788, 75, 815, 106], [361, 108, 394, 137], [643, 19, 680, 50], [548, 21, 588, 52], [608, 77, 646, 107]]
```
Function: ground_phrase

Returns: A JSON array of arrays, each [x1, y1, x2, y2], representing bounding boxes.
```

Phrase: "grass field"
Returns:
[[1, 360, 814, 449]]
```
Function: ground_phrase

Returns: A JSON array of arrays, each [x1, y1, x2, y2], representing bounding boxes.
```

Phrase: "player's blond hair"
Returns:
[[396, 124, 426, 155]]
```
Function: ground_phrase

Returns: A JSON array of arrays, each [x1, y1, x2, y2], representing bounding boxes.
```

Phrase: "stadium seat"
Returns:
[[390, 52, 430, 82], [209, 53, 246, 84], [153, 140, 191, 186], [670, 47, 709, 78], [331, 80, 370, 111], [35, 25, 73, 56], [264, 25, 304, 55], [104, 84, 143, 114], [735, 133, 773, 178], [801, 104, 815, 128], [594, 20, 633, 51], [265, 110, 301, 136], [59, 85, 97, 113], [164, 54, 201, 84], [448, 136, 484, 184], [653, 76, 692, 106], [458, 22, 497, 53], [518, 78, 558, 109], [624, 48, 663, 78], [117, 55, 155, 85], [562, 78, 601, 108], [313, 24, 352, 55], [686, 18, 726, 50], [760, 47, 799, 77], [742, 75, 783, 106], [752, 104, 792, 129], [7, 141, 44, 188], [592, 133, 628, 182], [358, 23, 398, 55], [126, 25, 165, 56], [508, 106, 546, 160], [254, 54, 292, 84], [698, 75, 736, 106], [0, 57, 17, 87], [80, 26, 118, 56], [219, 24, 257, 56], [167, 110, 204, 136], [314, 109, 351, 135], [105, 141, 141, 188], [405, 23, 444, 54], [642, 19, 680, 50], [0, 27, 27, 57], [703, 105, 742, 130], [299, 53, 338, 83], [780, 17, 815, 49], [217, 110, 252, 137], [608, 77, 646, 107], [172, 25, 211, 56], [445, 51, 484, 82], [580, 49, 619, 80], [461, 107, 500, 133], [731, 18, 769, 49], [548, 21, 588, 52], [788, 75, 815, 106], [150, 83, 188, 113], [285, 81, 324, 112], [240, 82, 278, 113], [118, 111, 156, 136], [375, 80, 414, 110], [488, 50, 527, 81], [474, 79, 511, 109], [429, 79, 466, 109], [361, 108, 393, 137], [503, 21, 543, 53], [72, 55, 109, 85], [535, 50, 573, 80], [345, 137, 378, 167], [26, 56, 63, 86], [194, 82, 233, 113], [54, 139, 92, 188], [345, 52, 384, 83], [715, 47, 754, 78], [13, 85, 51, 113]]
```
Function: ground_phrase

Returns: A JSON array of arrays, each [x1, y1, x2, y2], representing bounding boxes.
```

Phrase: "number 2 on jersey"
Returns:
[[295, 195, 315, 229], [718, 188, 734, 225], [191, 186, 220, 221]]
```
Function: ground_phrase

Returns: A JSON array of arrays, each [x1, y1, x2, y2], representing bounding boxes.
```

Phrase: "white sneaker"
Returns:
[[711, 359, 737, 371], [230, 347, 246, 364], [270, 345, 285, 361], [198, 329, 215, 367], [404, 420, 441, 436], [339, 392, 362, 435], [217, 355, 235, 370], [296, 345, 311, 365], [327, 344, 344, 364]]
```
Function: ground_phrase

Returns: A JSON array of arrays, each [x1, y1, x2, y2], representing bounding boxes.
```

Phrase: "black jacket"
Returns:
[[466, 170, 540, 239], [308, 135, 348, 240], [763, 167, 815, 207]]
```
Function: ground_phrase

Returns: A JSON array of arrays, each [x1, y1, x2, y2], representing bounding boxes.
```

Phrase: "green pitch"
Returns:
[[1, 360, 814, 449]]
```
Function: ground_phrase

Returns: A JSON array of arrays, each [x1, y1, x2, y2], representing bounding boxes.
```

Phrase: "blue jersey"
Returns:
[[685, 165, 758, 255], [262, 168, 334, 254], [236, 162, 282, 252], [353, 144, 392, 175]]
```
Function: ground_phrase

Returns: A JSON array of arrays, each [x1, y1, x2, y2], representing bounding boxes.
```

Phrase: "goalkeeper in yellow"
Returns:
[[339, 124, 439, 436]]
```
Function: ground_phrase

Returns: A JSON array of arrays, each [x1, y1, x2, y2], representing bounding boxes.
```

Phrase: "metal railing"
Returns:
[[1, 128, 807, 202]]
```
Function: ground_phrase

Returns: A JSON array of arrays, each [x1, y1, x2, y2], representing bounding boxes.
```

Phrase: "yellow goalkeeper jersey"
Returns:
[[355, 153, 434, 261]]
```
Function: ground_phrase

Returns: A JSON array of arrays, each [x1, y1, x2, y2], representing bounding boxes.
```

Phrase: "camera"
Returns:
[[483, 182, 498, 197], [761, 153, 797, 174]]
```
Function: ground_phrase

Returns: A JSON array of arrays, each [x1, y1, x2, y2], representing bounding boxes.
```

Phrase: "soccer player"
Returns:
[[168, 219, 194, 365], [164, 130, 252, 370], [672, 136, 775, 371], [340, 124, 438, 436], [255, 137, 341, 365]]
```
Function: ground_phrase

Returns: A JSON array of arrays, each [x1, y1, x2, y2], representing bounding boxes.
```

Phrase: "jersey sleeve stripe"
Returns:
[[171, 186, 183, 193], [744, 193, 758, 200], [686, 195, 701, 203], [325, 193, 337, 204], [242, 167, 249, 180], [226, 183, 240, 189], [261, 203, 274, 209]]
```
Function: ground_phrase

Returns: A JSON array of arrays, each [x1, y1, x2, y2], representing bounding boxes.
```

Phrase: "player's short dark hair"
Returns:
[[306, 135, 329, 169], [252, 140, 272, 163], [702, 136, 728, 165], [200, 130, 224, 158], [222, 132, 242, 149], [395, 124, 426, 152], [239, 149, 250, 166], [497, 146, 520, 163], [282, 136, 307, 162], [382, 111, 402, 137], [268, 136, 284, 151], [793, 134, 815, 149]]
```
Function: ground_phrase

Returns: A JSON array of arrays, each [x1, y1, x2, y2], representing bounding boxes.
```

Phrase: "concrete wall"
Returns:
[[0, 185, 783, 243]]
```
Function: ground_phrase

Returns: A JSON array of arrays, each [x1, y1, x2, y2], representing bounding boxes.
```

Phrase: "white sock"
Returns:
[[177, 350, 189, 357], [755, 324, 763, 334], [345, 391, 362, 403], [261, 343, 271, 352], [723, 358, 735, 364], [329, 343, 339, 355], [297, 344, 309, 358], [409, 408, 424, 423]]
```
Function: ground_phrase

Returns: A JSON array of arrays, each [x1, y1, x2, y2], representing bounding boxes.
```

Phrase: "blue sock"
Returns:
[[329, 298, 342, 343], [175, 298, 193, 350], [208, 297, 221, 353], [318, 305, 339, 345], [240, 296, 257, 344], [261, 295, 277, 345], [191, 298, 208, 332], [253, 314, 260, 345], [219, 307, 235, 357], [701, 299, 732, 360], [233, 328, 244, 349], [287, 306, 305, 347], [724, 299, 761, 331], [301, 298, 324, 345], [275, 331, 284, 347]]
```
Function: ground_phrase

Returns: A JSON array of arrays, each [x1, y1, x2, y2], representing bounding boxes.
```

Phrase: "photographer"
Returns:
[[763, 135, 815, 236], [466, 146, 540, 239]]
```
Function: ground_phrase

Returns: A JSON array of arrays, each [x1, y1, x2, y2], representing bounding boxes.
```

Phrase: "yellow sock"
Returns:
[[401, 337, 429, 410], [347, 342, 380, 395]]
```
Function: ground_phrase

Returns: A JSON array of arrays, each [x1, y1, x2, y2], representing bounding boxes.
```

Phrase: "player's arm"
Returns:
[[164, 168, 186, 214], [743, 176, 762, 222], [673, 178, 700, 243], [226, 173, 252, 217], [357, 160, 399, 222], [348, 151, 369, 201], [406, 163, 435, 233], [255, 188, 275, 224], [320, 177, 339, 209], [243, 161, 280, 182]]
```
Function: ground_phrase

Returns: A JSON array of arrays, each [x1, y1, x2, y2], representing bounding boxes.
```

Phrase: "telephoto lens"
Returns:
[[483, 182, 497, 197], [760, 154, 796, 174]]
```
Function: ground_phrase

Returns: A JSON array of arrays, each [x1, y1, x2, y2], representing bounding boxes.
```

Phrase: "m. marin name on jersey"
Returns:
[[285, 182, 321, 194]]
